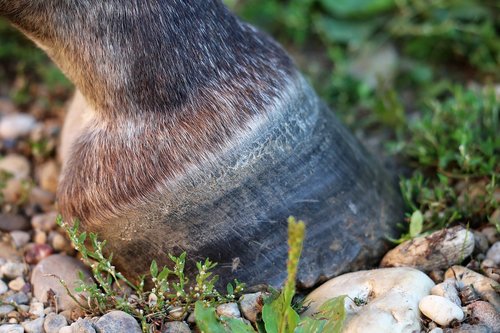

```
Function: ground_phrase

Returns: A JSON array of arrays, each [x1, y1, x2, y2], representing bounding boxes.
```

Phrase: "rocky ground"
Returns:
[[0, 95, 498, 333]]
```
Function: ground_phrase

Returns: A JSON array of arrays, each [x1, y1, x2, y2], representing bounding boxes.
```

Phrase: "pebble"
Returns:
[[239, 292, 263, 323], [216, 302, 240, 318], [0, 214, 30, 232], [472, 231, 490, 254], [161, 321, 192, 333], [29, 187, 55, 211], [0, 280, 7, 295], [381, 226, 475, 271], [0, 305, 15, 317], [0, 113, 37, 140], [167, 307, 185, 321], [59, 326, 72, 333], [24, 243, 53, 265], [0, 324, 24, 333], [94, 311, 142, 333], [448, 324, 493, 333], [445, 266, 500, 311], [0, 155, 30, 180], [33, 231, 47, 245], [9, 231, 30, 249], [31, 212, 58, 232], [8, 277, 26, 292], [431, 280, 461, 306], [0, 242, 21, 262], [481, 227, 499, 245], [28, 302, 45, 318], [304, 267, 434, 333], [1, 262, 27, 279], [466, 301, 500, 332], [50, 233, 70, 252], [21, 317, 44, 333], [419, 295, 464, 326], [485, 241, 500, 265], [31, 254, 92, 311], [5, 292, 29, 305], [70, 318, 96, 333], [43, 313, 67, 333], [37, 161, 59, 194], [429, 329, 443, 333]]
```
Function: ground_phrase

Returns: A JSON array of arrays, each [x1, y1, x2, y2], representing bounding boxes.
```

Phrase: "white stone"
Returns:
[[29, 302, 45, 318], [9, 231, 30, 249], [0, 279, 7, 295], [419, 295, 464, 326], [8, 277, 25, 292], [1, 262, 27, 279], [431, 280, 461, 305], [0, 324, 23, 333], [485, 241, 500, 265], [216, 302, 240, 318], [429, 328, 443, 333], [0, 113, 37, 140], [304, 267, 434, 333], [22, 317, 45, 333]]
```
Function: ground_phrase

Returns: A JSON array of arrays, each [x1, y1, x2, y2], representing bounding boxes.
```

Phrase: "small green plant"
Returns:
[[194, 217, 348, 333], [56, 216, 244, 332]]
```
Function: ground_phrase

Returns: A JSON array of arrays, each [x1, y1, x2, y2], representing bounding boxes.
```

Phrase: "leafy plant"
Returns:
[[56, 216, 244, 332]]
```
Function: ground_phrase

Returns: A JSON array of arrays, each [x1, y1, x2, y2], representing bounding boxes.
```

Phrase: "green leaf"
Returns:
[[314, 16, 381, 43], [194, 301, 228, 333], [226, 283, 234, 295], [409, 210, 424, 237], [150, 260, 158, 278], [320, 296, 347, 333], [222, 317, 257, 333], [320, 0, 395, 18], [157, 267, 169, 281], [294, 317, 326, 333]]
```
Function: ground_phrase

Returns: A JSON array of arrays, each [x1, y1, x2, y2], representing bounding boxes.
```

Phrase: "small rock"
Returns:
[[43, 313, 67, 333], [239, 292, 263, 323], [429, 329, 443, 333], [431, 280, 461, 306], [381, 226, 475, 271], [162, 321, 191, 333], [466, 301, 500, 332], [473, 231, 490, 254], [50, 233, 71, 253], [94, 311, 141, 333], [0, 214, 30, 232], [1, 262, 27, 279], [304, 267, 434, 333], [0, 113, 37, 139], [8, 277, 26, 292], [419, 295, 464, 326], [0, 324, 24, 333], [70, 318, 96, 333], [216, 302, 240, 318], [0, 280, 8, 295], [0, 154, 30, 180], [29, 187, 56, 210], [167, 307, 185, 321], [33, 231, 47, 245], [9, 232, 30, 249], [24, 243, 53, 265], [481, 227, 499, 245], [485, 242, 500, 265], [21, 317, 44, 333], [5, 292, 29, 305], [2, 179, 24, 205], [31, 212, 58, 232], [59, 327, 72, 333], [0, 242, 21, 262], [31, 254, 92, 311], [29, 302, 45, 318], [0, 305, 15, 317], [445, 266, 500, 311], [37, 161, 59, 194]]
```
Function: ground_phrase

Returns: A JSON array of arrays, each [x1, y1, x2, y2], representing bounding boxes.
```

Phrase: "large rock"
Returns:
[[31, 254, 92, 311], [381, 226, 475, 271], [304, 267, 434, 333], [94, 311, 141, 333]]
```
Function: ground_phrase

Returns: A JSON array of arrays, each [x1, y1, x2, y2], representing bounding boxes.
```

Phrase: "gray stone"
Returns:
[[216, 302, 240, 318], [448, 324, 493, 333], [481, 227, 499, 245], [9, 232, 30, 249], [485, 242, 500, 265], [58, 326, 72, 333], [28, 302, 45, 318], [0, 155, 30, 179], [31, 254, 92, 311], [0, 114, 37, 140], [467, 301, 500, 333], [94, 311, 141, 333], [21, 317, 44, 333], [43, 313, 67, 333], [162, 321, 191, 333], [70, 318, 96, 333], [1, 262, 26, 279], [4, 292, 29, 305], [0, 305, 14, 317], [0, 214, 30, 232], [239, 292, 263, 323], [431, 280, 461, 306], [0, 324, 23, 333], [0, 279, 7, 295], [473, 231, 490, 254]]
